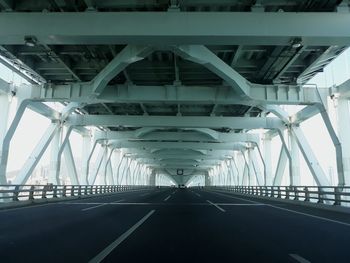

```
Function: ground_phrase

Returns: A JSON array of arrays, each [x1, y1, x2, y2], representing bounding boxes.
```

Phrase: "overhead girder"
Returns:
[[67, 115, 284, 130], [174, 45, 250, 99], [24, 83, 327, 106], [0, 12, 350, 46], [108, 141, 246, 151], [93, 130, 260, 144]]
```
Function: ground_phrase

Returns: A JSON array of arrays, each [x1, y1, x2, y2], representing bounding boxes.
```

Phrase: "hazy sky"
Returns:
[[1, 48, 350, 186]]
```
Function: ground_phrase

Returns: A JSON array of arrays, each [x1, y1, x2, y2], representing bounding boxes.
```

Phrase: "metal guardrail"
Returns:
[[209, 186, 350, 206], [0, 184, 153, 203]]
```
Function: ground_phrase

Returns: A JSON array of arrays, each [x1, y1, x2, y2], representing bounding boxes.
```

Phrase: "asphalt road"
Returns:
[[0, 187, 350, 263]]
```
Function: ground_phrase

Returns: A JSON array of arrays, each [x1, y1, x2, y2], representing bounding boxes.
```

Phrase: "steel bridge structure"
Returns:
[[0, 1, 350, 262]]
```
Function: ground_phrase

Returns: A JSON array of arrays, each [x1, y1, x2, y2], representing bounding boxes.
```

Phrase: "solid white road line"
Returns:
[[217, 203, 265, 206], [205, 190, 260, 204], [207, 200, 226, 212], [82, 203, 108, 211], [269, 204, 350, 227], [289, 254, 311, 263], [195, 193, 201, 197], [206, 189, 350, 227], [111, 199, 125, 203], [164, 195, 171, 202], [89, 210, 155, 263]]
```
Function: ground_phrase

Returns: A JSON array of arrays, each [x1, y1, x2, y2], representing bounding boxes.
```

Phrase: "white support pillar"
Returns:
[[292, 125, 330, 186], [54, 126, 73, 184], [104, 148, 114, 185], [85, 140, 98, 185], [99, 145, 108, 185], [273, 146, 288, 186], [277, 130, 293, 186], [337, 98, 350, 185], [90, 146, 105, 185], [116, 155, 126, 185], [48, 126, 62, 184], [0, 100, 29, 184], [0, 93, 10, 148], [263, 135, 273, 185], [289, 129, 301, 185], [13, 123, 59, 185], [81, 133, 91, 185], [241, 150, 250, 186], [63, 140, 79, 185], [250, 148, 264, 186]]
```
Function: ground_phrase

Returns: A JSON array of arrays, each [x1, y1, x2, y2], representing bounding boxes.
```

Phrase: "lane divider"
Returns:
[[89, 210, 156, 263], [289, 253, 311, 263], [164, 195, 171, 202], [206, 200, 226, 212], [82, 203, 108, 211]]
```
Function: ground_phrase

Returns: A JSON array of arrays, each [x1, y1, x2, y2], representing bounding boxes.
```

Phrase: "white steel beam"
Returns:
[[291, 126, 330, 186], [336, 99, 350, 185], [94, 130, 260, 144], [273, 146, 288, 186], [91, 45, 153, 96], [63, 140, 79, 185], [27, 83, 327, 106], [0, 100, 29, 183], [89, 146, 105, 185], [68, 115, 284, 130], [175, 45, 250, 99], [13, 124, 59, 184], [0, 12, 350, 46]]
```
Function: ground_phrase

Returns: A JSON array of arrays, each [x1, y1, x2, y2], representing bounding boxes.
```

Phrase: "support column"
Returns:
[[0, 93, 10, 184], [263, 135, 273, 185], [63, 141, 79, 185], [0, 100, 29, 184], [81, 133, 91, 185], [292, 125, 330, 186], [337, 99, 350, 185], [289, 129, 301, 185], [48, 126, 62, 184], [13, 124, 59, 184], [273, 146, 288, 186]]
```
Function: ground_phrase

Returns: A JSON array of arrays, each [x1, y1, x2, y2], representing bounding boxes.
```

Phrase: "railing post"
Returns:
[[29, 185, 35, 200], [277, 187, 281, 198], [304, 187, 310, 202], [12, 185, 20, 201], [62, 185, 67, 197], [333, 187, 342, 206], [285, 186, 290, 200], [70, 185, 75, 196], [317, 187, 324, 204], [270, 186, 274, 198], [53, 185, 58, 198], [42, 185, 47, 199], [78, 185, 82, 197], [294, 187, 299, 201]]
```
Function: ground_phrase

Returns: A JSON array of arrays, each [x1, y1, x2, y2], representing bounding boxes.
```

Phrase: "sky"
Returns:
[[1, 48, 350, 186]]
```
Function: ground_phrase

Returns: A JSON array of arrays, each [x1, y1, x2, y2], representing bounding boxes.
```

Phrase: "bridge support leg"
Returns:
[[63, 140, 79, 185], [336, 98, 350, 185], [273, 145, 288, 186], [90, 146, 105, 185], [291, 126, 330, 186], [13, 124, 59, 184], [263, 135, 273, 185], [48, 126, 62, 184], [289, 129, 301, 186], [0, 93, 10, 184], [81, 134, 91, 185], [0, 100, 29, 184]]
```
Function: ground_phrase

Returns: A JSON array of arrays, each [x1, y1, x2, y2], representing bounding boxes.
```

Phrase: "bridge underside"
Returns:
[[0, 0, 350, 189]]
